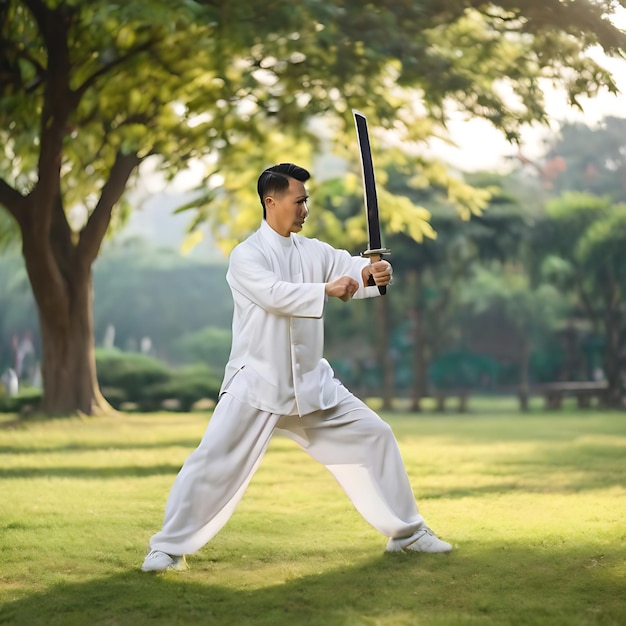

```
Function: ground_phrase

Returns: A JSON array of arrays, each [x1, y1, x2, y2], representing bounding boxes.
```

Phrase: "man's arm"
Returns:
[[228, 244, 326, 318], [317, 240, 391, 300], [325, 276, 360, 302], [326, 260, 392, 303]]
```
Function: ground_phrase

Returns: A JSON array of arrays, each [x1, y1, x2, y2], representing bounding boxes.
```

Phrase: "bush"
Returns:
[[96, 350, 221, 412], [100, 386, 127, 410], [0, 353, 221, 414], [140, 364, 221, 412], [96, 348, 170, 401], [0, 386, 42, 413]]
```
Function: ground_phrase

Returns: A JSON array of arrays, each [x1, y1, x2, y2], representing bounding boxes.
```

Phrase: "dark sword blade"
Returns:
[[354, 110, 382, 249], [353, 109, 390, 295]]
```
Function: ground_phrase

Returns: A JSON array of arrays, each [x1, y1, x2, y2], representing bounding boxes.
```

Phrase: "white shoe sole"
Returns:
[[141, 552, 188, 572], [386, 529, 452, 553]]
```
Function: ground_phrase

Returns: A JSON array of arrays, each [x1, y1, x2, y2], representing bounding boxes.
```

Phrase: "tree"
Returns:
[[1, 0, 626, 415], [378, 168, 535, 410], [535, 192, 626, 407], [541, 116, 626, 201], [461, 264, 565, 410]]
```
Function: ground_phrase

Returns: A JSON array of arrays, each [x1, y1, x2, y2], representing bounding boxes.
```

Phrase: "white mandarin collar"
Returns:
[[260, 220, 294, 249]]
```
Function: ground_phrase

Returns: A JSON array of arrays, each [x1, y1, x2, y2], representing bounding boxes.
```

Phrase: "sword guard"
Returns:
[[361, 248, 391, 258]]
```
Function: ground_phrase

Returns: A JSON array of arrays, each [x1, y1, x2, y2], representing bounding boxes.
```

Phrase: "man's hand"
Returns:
[[325, 276, 360, 302], [362, 260, 393, 288]]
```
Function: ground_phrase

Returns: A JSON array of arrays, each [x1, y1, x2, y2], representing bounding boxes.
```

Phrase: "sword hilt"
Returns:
[[361, 248, 391, 295]]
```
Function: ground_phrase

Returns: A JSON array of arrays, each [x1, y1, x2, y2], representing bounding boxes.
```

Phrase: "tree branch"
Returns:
[[77, 151, 141, 266], [74, 38, 161, 98], [21, 0, 77, 244], [0, 178, 27, 227]]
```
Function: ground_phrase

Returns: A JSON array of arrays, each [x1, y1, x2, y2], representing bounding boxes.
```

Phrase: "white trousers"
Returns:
[[149, 392, 426, 556]]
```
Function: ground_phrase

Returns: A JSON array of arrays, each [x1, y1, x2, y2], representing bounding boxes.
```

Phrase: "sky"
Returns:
[[433, 67, 626, 172], [433, 11, 626, 172]]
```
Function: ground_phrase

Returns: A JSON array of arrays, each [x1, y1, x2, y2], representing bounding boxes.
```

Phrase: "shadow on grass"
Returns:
[[422, 440, 626, 499], [0, 439, 203, 455], [1, 543, 624, 626], [0, 464, 185, 480], [2, 436, 625, 489]]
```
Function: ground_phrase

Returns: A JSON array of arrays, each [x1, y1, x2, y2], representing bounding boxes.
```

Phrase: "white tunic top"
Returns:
[[220, 220, 379, 416]]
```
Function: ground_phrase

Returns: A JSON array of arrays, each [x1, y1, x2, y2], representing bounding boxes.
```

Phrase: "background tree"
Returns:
[[534, 192, 626, 407], [92, 239, 233, 359], [1, 0, 626, 415], [461, 264, 565, 410], [542, 116, 626, 201], [382, 169, 534, 410]]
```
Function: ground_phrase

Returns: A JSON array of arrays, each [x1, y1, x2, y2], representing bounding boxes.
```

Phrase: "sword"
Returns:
[[353, 109, 391, 295]]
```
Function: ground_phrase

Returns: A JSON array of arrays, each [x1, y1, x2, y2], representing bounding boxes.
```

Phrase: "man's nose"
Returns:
[[303, 201, 309, 217]]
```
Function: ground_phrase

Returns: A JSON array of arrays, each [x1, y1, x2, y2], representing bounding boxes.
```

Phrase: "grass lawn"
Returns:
[[0, 399, 625, 625]]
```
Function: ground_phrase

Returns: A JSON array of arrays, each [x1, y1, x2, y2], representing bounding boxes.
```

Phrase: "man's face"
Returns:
[[264, 177, 309, 237]]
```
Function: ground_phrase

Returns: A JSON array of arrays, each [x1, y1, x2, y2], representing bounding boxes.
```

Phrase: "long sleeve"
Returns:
[[227, 243, 326, 318]]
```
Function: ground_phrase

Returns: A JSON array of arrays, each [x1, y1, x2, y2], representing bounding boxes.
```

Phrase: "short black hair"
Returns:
[[257, 163, 310, 218]]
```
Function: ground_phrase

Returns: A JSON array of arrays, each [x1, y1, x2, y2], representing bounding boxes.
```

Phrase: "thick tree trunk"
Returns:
[[22, 229, 111, 417], [37, 273, 109, 416]]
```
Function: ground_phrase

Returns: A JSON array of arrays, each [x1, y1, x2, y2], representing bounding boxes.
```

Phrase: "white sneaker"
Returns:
[[141, 549, 188, 572], [386, 528, 453, 553]]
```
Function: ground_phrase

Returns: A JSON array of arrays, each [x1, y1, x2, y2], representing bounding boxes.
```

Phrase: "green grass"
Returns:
[[0, 403, 625, 625]]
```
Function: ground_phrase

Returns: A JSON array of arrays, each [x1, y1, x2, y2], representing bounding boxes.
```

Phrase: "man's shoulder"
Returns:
[[229, 229, 265, 265], [232, 229, 262, 252]]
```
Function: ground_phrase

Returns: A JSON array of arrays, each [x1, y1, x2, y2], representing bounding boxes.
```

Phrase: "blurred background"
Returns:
[[1, 0, 626, 415]]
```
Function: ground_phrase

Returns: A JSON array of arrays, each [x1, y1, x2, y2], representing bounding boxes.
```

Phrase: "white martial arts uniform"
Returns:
[[149, 221, 426, 556]]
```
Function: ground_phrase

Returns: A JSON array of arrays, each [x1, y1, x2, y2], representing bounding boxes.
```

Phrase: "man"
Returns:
[[142, 163, 452, 572]]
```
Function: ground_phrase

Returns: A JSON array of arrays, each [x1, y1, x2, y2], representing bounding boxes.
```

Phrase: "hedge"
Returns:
[[96, 350, 221, 412], [0, 350, 222, 413]]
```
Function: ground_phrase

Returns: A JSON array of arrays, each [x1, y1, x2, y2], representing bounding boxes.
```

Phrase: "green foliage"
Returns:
[[0, 385, 42, 413], [545, 192, 613, 249], [463, 263, 565, 339], [540, 192, 626, 291], [92, 240, 232, 358], [2, 0, 625, 244], [172, 326, 232, 370], [95, 348, 170, 399], [140, 364, 221, 412], [94, 348, 220, 412], [577, 203, 626, 284], [0, 207, 20, 253]]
